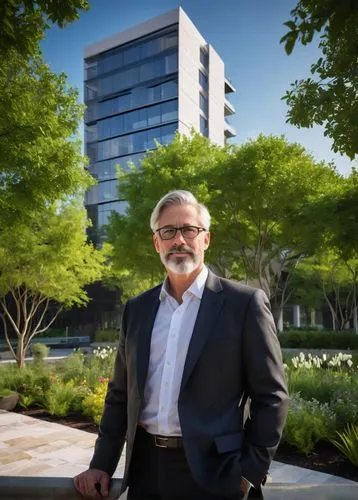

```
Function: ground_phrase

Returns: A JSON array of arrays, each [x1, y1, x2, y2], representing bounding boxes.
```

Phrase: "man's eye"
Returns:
[[183, 227, 196, 236], [163, 228, 175, 235]]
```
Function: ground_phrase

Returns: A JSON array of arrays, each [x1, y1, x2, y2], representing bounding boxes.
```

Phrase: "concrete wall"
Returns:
[[177, 8, 205, 138], [177, 9, 225, 146], [207, 45, 225, 146]]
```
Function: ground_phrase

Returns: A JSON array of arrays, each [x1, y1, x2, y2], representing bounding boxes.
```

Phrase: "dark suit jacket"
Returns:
[[89, 270, 289, 497]]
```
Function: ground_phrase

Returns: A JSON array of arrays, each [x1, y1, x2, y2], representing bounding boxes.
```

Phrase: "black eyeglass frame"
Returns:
[[155, 225, 207, 240]]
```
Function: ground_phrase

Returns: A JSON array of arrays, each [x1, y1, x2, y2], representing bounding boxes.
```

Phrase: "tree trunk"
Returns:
[[353, 306, 358, 334], [16, 342, 26, 368], [273, 306, 284, 332]]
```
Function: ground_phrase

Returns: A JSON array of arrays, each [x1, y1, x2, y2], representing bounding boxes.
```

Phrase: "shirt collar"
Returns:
[[160, 266, 208, 302]]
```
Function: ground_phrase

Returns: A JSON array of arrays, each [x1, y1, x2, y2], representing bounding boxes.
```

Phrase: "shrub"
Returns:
[[330, 389, 358, 431], [44, 379, 88, 417], [283, 393, 336, 453], [84, 347, 116, 388], [94, 329, 118, 343], [0, 364, 53, 407], [278, 331, 358, 350], [332, 424, 358, 467], [0, 388, 16, 397], [31, 343, 50, 360], [58, 351, 86, 383], [82, 382, 108, 424], [287, 368, 353, 405]]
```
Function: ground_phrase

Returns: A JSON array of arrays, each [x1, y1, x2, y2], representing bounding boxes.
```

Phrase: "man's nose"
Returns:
[[173, 229, 186, 245]]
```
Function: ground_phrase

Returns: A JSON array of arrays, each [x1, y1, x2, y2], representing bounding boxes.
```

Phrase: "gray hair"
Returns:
[[150, 190, 211, 232]]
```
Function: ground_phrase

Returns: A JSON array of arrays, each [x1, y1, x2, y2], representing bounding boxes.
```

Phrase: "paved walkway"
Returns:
[[0, 410, 355, 485]]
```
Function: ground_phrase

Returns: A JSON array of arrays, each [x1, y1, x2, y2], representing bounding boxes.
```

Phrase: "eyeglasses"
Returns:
[[155, 225, 207, 240]]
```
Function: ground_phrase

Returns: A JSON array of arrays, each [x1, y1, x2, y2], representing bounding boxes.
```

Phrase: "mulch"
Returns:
[[15, 408, 358, 482]]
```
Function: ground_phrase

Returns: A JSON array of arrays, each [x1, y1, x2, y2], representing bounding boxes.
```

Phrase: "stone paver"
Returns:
[[0, 410, 355, 486]]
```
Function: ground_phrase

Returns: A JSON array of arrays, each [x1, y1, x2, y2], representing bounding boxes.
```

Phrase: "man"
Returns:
[[74, 190, 289, 500]]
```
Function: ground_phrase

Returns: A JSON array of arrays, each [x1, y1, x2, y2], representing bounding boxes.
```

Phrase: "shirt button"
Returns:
[[166, 361, 171, 366]]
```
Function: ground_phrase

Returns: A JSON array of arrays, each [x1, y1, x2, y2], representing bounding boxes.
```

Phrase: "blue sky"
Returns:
[[40, 0, 356, 176]]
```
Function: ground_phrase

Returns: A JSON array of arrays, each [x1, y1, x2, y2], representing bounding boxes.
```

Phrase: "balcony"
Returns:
[[224, 119, 236, 138], [224, 77, 236, 94], [224, 97, 235, 116]]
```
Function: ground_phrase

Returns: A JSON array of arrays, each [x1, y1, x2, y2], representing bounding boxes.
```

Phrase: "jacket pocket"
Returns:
[[214, 431, 244, 454]]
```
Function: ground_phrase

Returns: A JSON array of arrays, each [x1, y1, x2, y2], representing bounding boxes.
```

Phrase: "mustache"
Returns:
[[166, 245, 195, 256]]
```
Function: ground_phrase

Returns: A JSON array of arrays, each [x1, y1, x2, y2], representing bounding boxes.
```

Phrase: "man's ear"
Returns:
[[153, 233, 160, 253], [204, 231, 211, 250]]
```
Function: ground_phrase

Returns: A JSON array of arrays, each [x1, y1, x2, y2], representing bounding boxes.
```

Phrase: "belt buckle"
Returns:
[[154, 435, 168, 448]]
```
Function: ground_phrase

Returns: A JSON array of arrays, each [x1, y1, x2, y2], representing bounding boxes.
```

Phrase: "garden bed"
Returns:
[[16, 407, 358, 483]]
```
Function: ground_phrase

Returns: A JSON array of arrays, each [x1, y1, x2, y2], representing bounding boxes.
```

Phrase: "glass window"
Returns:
[[133, 108, 147, 130], [148, 84, 161, 103], [98, 200, 128, 227], [161, 123, 177, 145], [118, 135, 132, 156], [200, 116, 208, 137], [124, 45, 140, 66], [141, 38, 161, 59], [85, 59, 97, 80], [199, 70, 208, 91], [85, 124, 97, 142], [146, 128, 159, 149], [165, 53, 178, 74], [199, 93, 208, 116], [86, 143, 97, 164], [90, 154, 144, 180], [85, 82, 98, 100], [161, 79, 178, 99], [162, 33, 178, 51], [148, 104, 161, 126], [132, 130, 147, 153], [131, 86, 147, 108], [161, 100, 177, 122], [200, 48, 208, 68], [85, 102, 97, 122]]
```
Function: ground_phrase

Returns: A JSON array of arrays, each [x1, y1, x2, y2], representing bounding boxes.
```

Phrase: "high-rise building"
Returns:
[[84, 7, 236, 240]]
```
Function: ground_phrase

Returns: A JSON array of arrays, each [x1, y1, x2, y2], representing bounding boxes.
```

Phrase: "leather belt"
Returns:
[[143, 430, 183, 449]]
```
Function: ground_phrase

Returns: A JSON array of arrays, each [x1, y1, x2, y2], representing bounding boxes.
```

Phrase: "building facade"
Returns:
[[84, 7, 236, 240]]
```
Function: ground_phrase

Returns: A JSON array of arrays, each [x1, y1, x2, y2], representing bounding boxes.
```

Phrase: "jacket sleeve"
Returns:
[[89, 302, 129, 476], [240, 289, 289, 488]]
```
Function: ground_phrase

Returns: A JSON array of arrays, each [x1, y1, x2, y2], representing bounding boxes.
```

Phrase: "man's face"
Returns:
[[153, 204, 210, 275]]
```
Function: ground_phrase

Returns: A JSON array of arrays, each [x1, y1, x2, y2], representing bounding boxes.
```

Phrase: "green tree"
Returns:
[[0, 202, 104, 368], [0, 0, 89, 56], [208, 135, 341, 327], [298, 251, 358, 331], [0, 49, 93, 228], [281, 0, 358, 159]]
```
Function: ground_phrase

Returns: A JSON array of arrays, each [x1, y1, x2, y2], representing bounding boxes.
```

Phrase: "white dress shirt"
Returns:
[[139, 266, 208, 436]]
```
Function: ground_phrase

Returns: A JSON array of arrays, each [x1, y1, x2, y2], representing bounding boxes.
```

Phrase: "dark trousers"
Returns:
[[127, 427, 262, 500]]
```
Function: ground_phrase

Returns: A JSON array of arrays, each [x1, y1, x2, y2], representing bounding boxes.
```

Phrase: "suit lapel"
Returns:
[[180, 270, 224, 391], [136, 287, 160, 398]]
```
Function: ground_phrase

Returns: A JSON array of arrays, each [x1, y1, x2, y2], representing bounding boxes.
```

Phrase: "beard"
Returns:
[[160, 244, 199, 275]]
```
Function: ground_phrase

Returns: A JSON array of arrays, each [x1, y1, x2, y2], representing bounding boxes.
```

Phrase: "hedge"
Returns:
[[278, 330, 358, 349]]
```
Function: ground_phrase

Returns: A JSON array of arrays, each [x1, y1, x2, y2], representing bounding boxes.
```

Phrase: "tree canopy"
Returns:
[[0, 201, 104, 367], [281, 0, 358, 159], [0, 0, 89, 56], [0, 49, 93, 229]]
